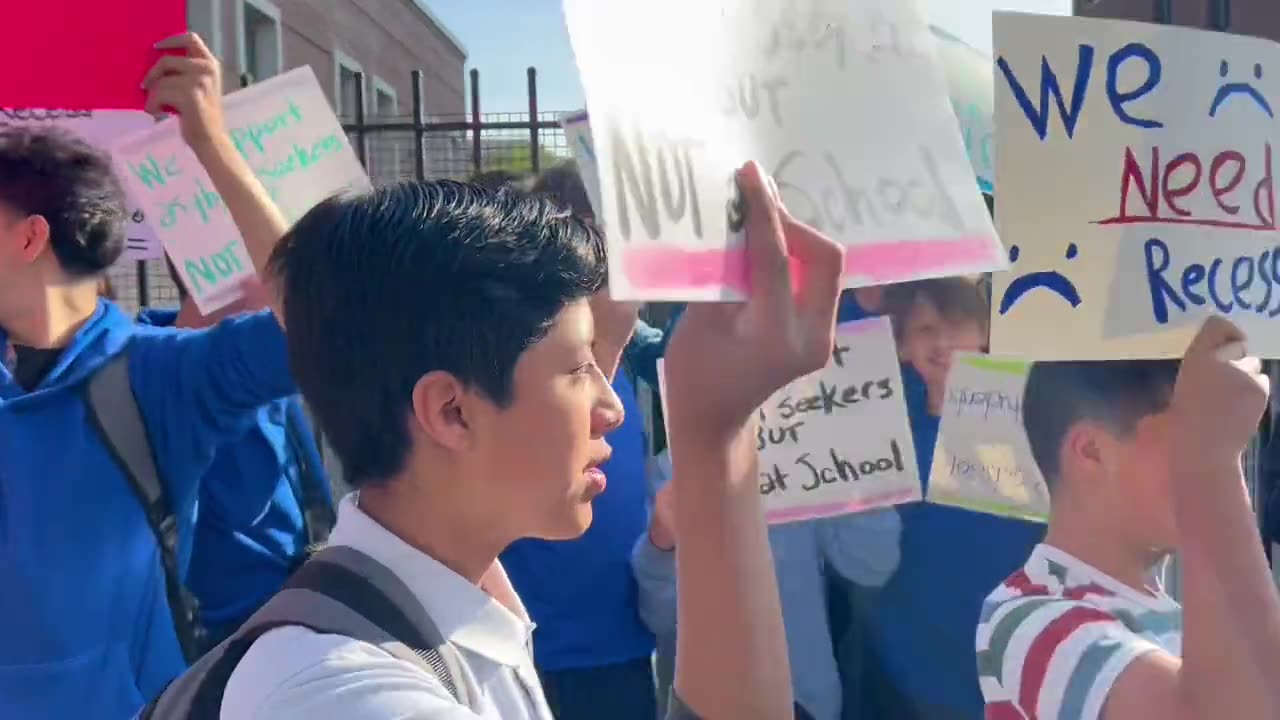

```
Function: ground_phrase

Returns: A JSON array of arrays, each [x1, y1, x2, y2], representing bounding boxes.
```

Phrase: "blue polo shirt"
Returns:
[[871, 374, 1045, 716], [136, 309, 330, 642], [0, 300, 294, 720], [501, 370, 656, 671]]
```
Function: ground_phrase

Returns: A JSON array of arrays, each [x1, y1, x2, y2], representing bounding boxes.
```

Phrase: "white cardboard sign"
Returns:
[[927, 353, 1049, 522], [660, 317, 922, 524], [563, 0, 1003, 302], [992, 13, 1280, 358], [110, 67, 371, 313]]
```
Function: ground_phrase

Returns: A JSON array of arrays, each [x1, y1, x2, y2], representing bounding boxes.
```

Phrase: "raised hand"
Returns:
[[659, 161, 843, 720], [663, 161, 843, 439], [142, 33, 226, 151], [1171, 316, 1270, 469]]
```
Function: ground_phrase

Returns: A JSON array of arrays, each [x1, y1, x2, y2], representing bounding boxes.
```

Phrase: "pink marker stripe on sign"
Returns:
[[622, 235, 997, 293], [764, 488, 919, 525]]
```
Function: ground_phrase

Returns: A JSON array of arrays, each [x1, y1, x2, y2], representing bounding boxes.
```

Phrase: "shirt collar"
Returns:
[[1033, 543, 1179, 612], [326, 493, 535, 668]]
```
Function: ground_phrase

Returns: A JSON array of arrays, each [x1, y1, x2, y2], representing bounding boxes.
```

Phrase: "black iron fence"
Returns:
[[111, 67, 572, 313], [342, 68, 569, 185]]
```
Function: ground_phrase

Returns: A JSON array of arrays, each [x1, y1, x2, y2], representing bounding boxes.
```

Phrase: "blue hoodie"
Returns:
[[501, 371, 656, 672], [136, 308, 331, 643], [0, 300, 294, 720]]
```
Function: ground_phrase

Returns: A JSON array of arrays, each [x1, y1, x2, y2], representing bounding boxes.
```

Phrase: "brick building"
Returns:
[[1075, 0, 1280, 39], [109, 0, 467, 313], [189, 0, 465, 117]]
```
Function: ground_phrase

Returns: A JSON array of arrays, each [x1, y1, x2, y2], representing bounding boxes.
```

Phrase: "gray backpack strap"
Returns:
[[293, 545, 473, 709], [665, 692, 704, 720], [85, 349, 205, 662], [140, 546, 476, 719]]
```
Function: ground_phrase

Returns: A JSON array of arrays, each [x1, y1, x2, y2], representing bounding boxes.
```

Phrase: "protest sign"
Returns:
[[111, 67, 371, 313], [927, 353, 1048, 523], [0, 1, 185, 110], [992, 13, 1280, 358], [932, 26, 995, 195], [659, 318, 921, 524], [756, 317, 920, 523], [563, 0, 1003, 301], [560, 111, 605, 218], [657, 317, 921, 524], [1, 108, 164, 261]]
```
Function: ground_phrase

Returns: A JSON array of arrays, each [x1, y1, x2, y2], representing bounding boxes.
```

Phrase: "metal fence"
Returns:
[[111, 67, 572, 314]]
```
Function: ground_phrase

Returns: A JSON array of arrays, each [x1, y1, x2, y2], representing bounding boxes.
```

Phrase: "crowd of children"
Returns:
[[2, 24, 1280, 720]]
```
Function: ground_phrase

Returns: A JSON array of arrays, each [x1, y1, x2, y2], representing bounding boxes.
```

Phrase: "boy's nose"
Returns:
[[594, 375, 625, 435]]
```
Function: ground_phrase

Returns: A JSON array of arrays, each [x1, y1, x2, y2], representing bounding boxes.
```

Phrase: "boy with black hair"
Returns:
[[497, 160, 660, 720], [140, 32, 844, 720], [0, 85, 295, 720], [978, 319, 1280, 720]]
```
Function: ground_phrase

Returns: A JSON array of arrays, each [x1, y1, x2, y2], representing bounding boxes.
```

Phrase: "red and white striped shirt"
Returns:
[[975, 544, 1181, 720]]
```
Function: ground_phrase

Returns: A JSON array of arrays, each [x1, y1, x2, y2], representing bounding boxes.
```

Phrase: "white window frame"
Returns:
[[333, 50, 366, 118], [372, 77, 399, 116], [372, 76, 403, 179], [235, 0, 284, 83], [188, 0, 223, 60]]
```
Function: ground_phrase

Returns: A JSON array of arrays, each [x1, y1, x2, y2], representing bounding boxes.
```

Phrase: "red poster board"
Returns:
[[0, 1, 187, 110]]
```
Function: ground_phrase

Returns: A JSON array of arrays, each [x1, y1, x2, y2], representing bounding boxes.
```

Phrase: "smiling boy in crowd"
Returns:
[[864, 277, 1044, 719]]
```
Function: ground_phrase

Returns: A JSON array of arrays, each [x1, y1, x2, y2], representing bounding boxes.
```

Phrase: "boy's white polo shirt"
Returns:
[[221, 494, 554, 720]]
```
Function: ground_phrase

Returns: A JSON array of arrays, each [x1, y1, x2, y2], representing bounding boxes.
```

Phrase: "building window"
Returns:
[[372, 77, 403, 179], [237, 0, 282, 83], [188, 0, 221, 58], [373, 79, 398, 118], [334, 51, 365, 118]]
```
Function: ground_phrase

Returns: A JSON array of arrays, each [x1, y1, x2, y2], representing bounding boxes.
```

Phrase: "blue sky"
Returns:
[[421, 0, 1071, 114]]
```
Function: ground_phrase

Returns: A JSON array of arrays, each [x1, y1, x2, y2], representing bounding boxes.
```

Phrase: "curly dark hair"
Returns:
[[0, 125, 127, 276]]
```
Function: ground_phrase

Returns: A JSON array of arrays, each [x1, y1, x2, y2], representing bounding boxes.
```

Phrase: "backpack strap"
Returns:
[[85, 348, 206, 663], [665, 692, 705, 720], [280, 398, 335, 546], [140, 545, 475, 719]]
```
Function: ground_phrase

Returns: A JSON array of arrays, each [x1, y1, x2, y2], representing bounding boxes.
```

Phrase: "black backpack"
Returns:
[[137, 545, 476, 718], [85, 347, 335, 662]]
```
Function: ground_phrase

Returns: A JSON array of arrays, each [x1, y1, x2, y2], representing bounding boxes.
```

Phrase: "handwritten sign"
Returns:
[[560, 111, 605, 218], [111, 67, 370, 313], [656, 318, 920, 523], [1, 108, 163, 261], [927, 353, 1048, 522], [931, 26, 995, 195], [992, 13, 1280, 358], [563, 0, 1004, 301]]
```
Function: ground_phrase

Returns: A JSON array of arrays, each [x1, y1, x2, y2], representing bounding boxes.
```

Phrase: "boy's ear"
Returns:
[[410, 370, 474, 452], [1062, 420, 1109, 483]]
